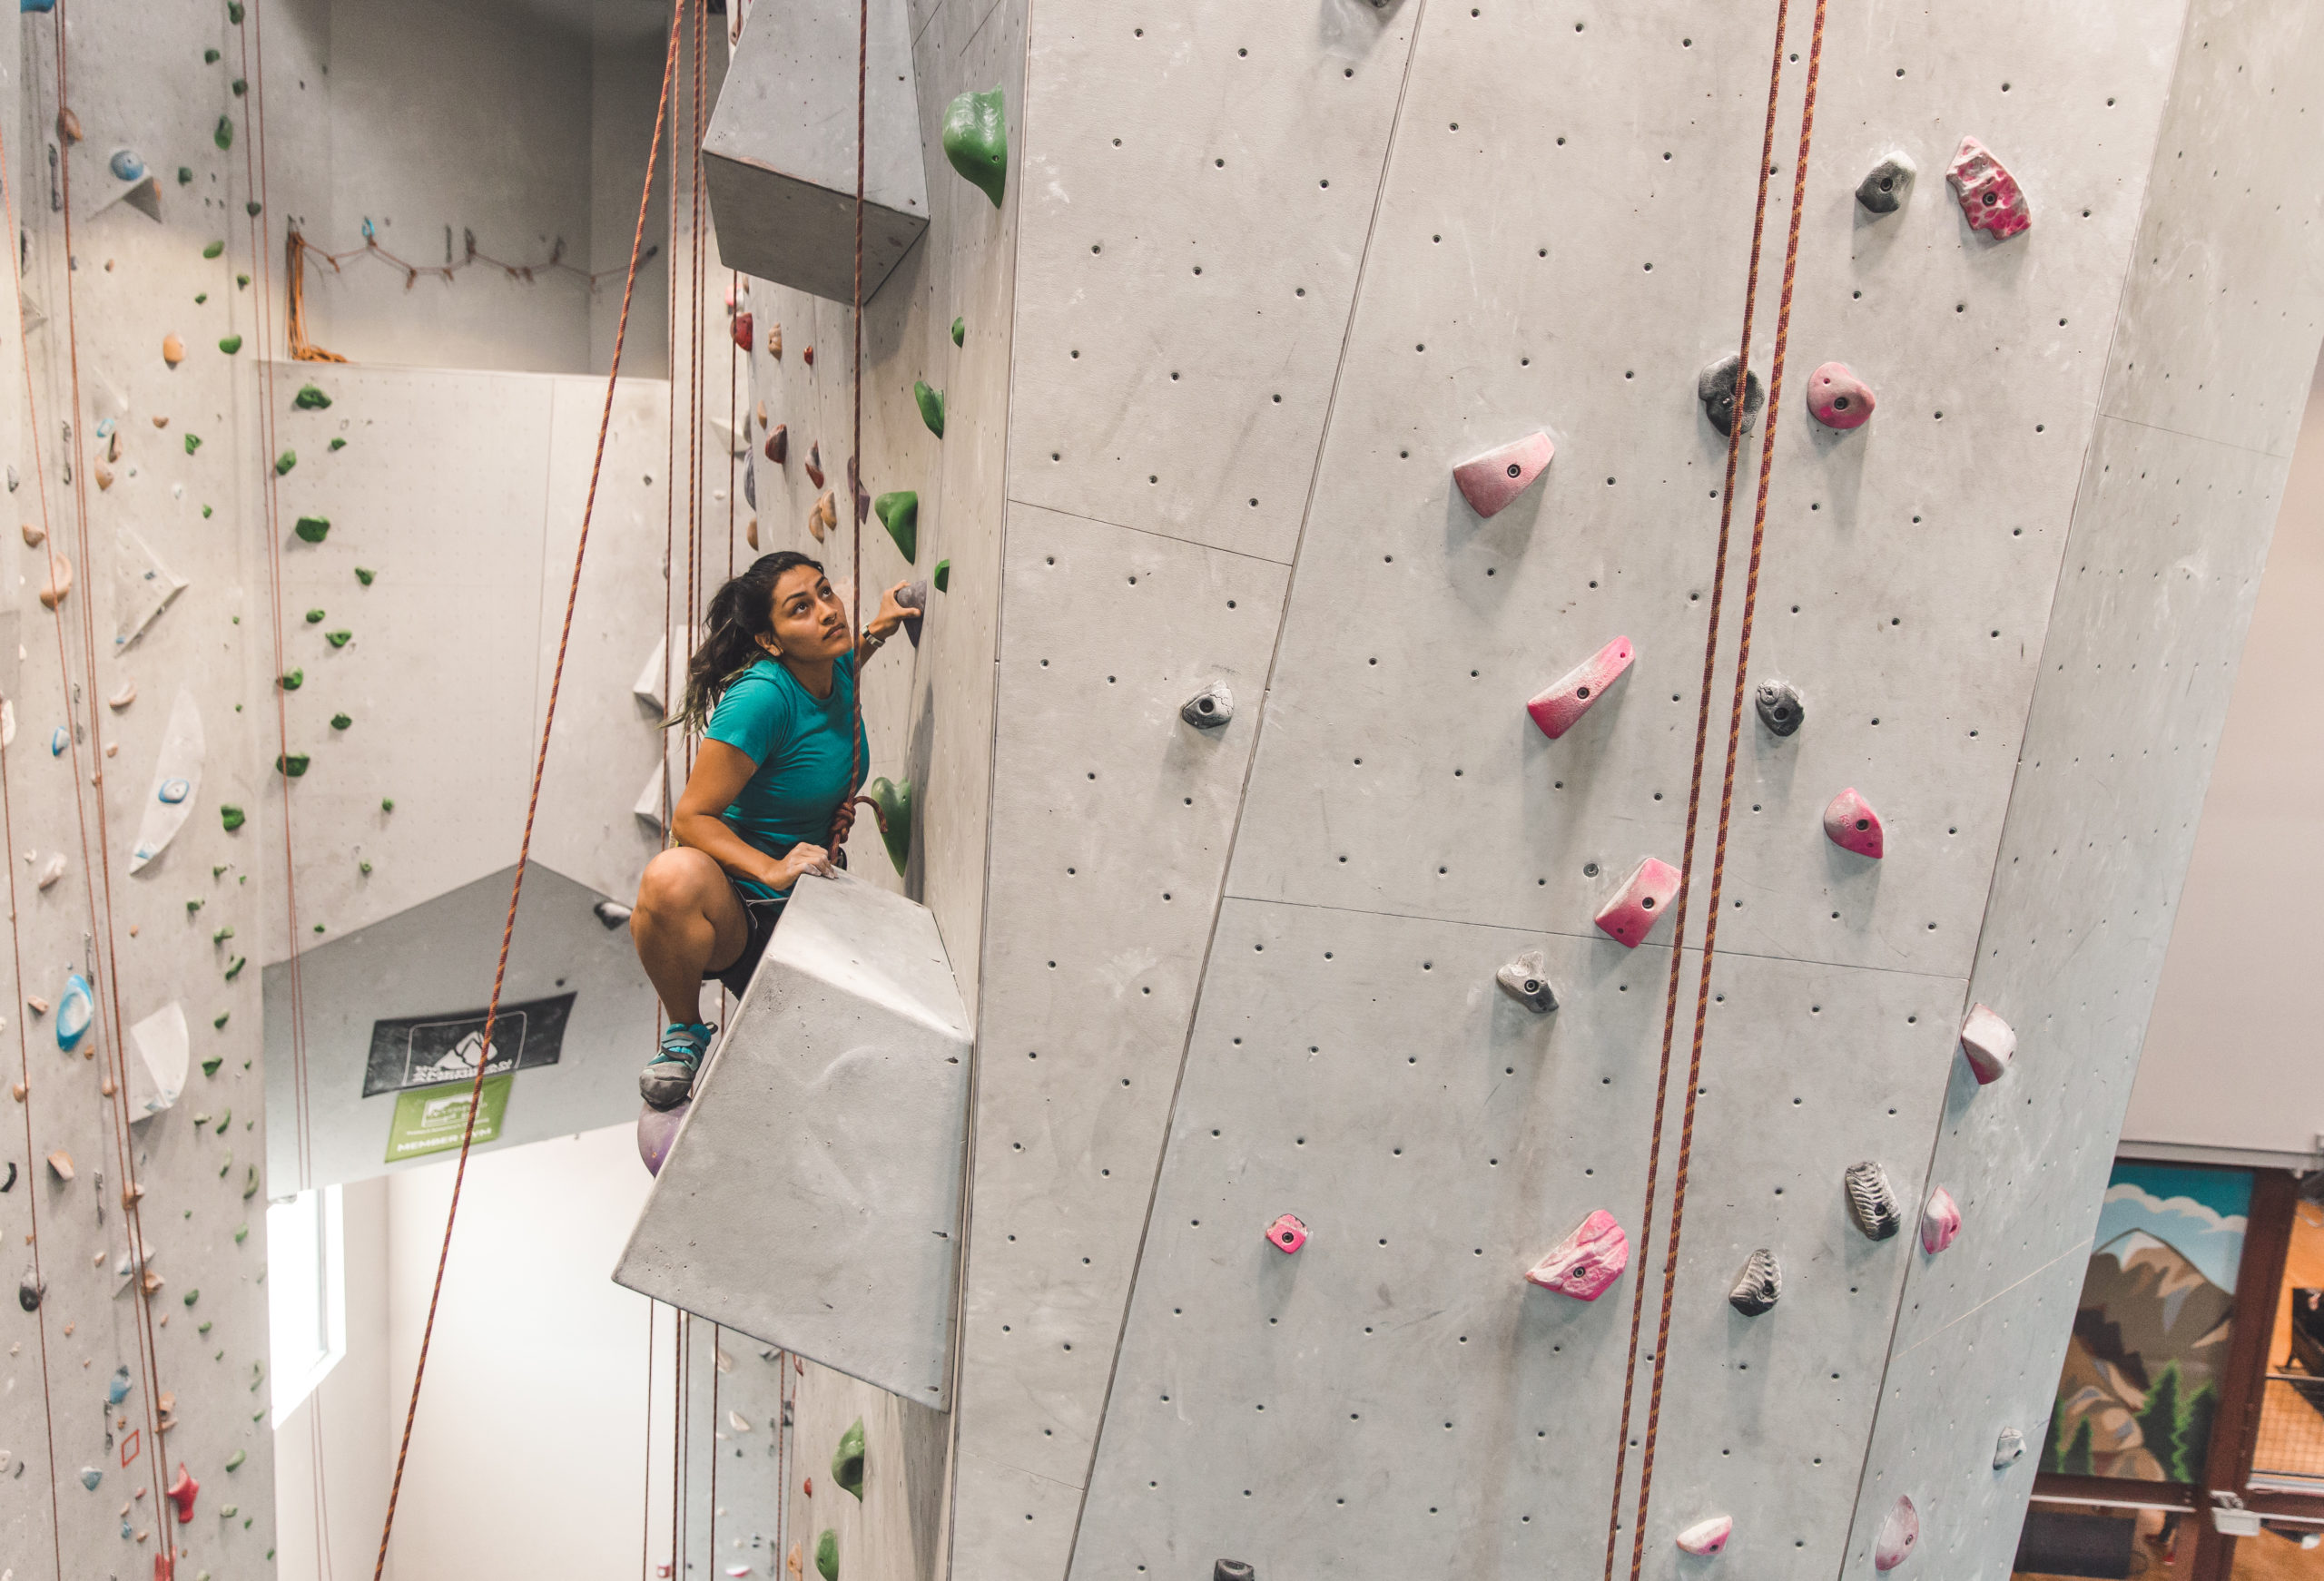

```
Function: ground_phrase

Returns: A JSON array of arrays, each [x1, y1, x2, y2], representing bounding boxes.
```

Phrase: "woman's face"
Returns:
[[761, 565, 852, 662]]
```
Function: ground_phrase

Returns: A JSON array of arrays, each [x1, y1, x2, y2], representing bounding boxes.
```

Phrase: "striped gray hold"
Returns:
[[1845, 1160, 1904, 1241], [1180, 684, 1234, 730], [18, 1266, 40, 1312], [1728, 1247, 1782, 1315], [1496, 949, 1558, 1014]]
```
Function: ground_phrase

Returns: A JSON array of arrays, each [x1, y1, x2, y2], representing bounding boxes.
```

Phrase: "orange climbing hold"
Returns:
[[162, 333, 184, 367], [38, 552, 72, 610]]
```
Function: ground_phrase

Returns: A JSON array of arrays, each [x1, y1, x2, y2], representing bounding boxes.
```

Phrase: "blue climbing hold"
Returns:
[[78, 1466, 99, 1491], [106, 1364, 132, 1405], [107, 149, 144, 182], [159, 778, 191, 804], [57, 973, 94, 1051], [49, 727, 64, 756], [20, 0, 56, 13]]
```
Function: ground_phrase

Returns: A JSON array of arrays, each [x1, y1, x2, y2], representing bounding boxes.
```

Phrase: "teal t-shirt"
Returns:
[[704, 653, 870, 901]]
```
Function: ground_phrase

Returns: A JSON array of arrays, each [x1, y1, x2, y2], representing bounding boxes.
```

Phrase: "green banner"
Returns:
[[384, 1075, 512, 1163]]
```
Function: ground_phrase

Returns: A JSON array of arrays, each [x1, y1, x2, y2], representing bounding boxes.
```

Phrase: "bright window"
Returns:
[[266, 1185, 346, 1426]]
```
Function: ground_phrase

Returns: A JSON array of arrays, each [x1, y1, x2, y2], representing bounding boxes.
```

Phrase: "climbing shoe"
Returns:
[[640, 1021, 714, 1111]]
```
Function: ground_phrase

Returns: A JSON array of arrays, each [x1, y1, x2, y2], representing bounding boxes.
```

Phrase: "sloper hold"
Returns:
[[1180, 683, 1233, 729], [1675, 1515, 1733, 1556], [294, 516, 329, 544], [1754, 678, 1804, 736], [1822, 787, 1885, 858], [832, 1417, 865, 1499], [1495, 949, 1557, 1014], [114, 529, 189, 650], [1919, 1185, 1962, 1254], [636, 1102, 684, 1175], [1994, 1427, 2026, 1468], [1452, 431, 1554, 517], [1264, 1213, 1307, 1253], [1957, 1002, 2015, 1085], [1945, 136, 2031, 239], [1845, 1160, 1903, 1241], [1697, 354, 1763, 437], [942, 87, 1008, 206], [873, 491, 917, 563], [57, 973, 94, 1049], [127, 1003, 190, 1120], [1214, 1565, 1256, 1581], [18, 1266, 40, 1311], [867, 777, 911, 875], [1594, 858, 1680, 949], [913, 380, 944, 437], [292, 383, 331, 409], [1874, 1495, 1918, 1570], [1855, 151, 1916, 213], [1806, 362, 1876, 429], [1727, 1247, 1781, 1315], [1527, 636, 1633, 739], [895, 579, 926, 647], [1524, 1209, 1628, 1300], [816, 1527, 839, 1581]]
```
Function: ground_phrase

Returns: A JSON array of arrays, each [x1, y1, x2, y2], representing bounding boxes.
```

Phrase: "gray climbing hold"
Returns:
[[1754, 679, 1804, 737], [895, 579, 927, 648], [0, 1160, 12, 1193], [18, 1266, 40, 1311], [1215, 1563, 1256, 1581], [1495, 950, 1557, 1014], [1697, 354, 1763, 437], [1994, 1426, 2026, 1468], [1856, 151, 1916, 215], [1728, 1247, 1781, 1315], [594, 899, 633, 929], [1180, 683, 1234, 730], [1844, 1160, 1903, 1242], [79, 1465, 100, 1490]]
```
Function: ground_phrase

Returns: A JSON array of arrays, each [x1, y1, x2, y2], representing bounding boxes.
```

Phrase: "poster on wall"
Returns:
[[359, 992, 576, 1098], [2043, 1161, 2253, 1482], [385, 1075, 514, 1163]]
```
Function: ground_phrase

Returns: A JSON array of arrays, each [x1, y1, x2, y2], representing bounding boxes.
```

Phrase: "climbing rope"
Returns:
[[368, 4, 686, 1574], [282, 230, 348, 363], [1622, 5, 1832, 1576], [826, 0, 880, 860]]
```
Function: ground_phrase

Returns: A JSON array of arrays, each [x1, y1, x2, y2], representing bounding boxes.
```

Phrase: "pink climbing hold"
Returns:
[[1919, 1186, 1962, 1255], [1265, 1213, 1308, 1254], [165, 1462, 197, 1523], [1945, 137, 2031, 240], [1874, 1496, 1919, 1570], [1822, 788, 1885, 859], [1594, 858, 1681, 949], [637, 1102, 687, 1175], [1958, 1003, 2015, 1085], [1452, 432, 1555, 518], [732, 311, 754, 352], [1524, 1209, 1629, 1300], [1806, 363, 1876, 430], [1526, 637, 1635, 740], [1675, 1516, 1733, 1557]]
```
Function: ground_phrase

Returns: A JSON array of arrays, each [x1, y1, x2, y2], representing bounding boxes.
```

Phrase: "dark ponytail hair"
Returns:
[[672, 551, 825, 731]]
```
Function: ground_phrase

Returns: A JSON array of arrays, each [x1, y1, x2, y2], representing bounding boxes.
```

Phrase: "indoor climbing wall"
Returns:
[[932, 1, 2324, 1580]]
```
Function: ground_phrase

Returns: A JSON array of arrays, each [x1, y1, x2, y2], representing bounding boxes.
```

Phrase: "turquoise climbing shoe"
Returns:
[[640, 1021, 714, 1112]]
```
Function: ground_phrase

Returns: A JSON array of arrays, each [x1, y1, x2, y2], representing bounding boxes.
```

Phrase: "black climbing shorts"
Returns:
[[712, 893, 785, 998]]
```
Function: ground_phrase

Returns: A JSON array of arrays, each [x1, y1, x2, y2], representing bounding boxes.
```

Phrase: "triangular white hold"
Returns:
[[707, 417, 749, 457], [129, 689, 202, 873], [633, 628, 699, 713], [125, 1001, 189, 1120], [97, 173, 162, 222], [111, 1223, 158, 1298], [113, 529, 188, 651], [635, 761, 668, 833]]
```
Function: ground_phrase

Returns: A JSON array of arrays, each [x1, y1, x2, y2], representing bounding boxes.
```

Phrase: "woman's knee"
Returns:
[[635, 848, 720, 918]]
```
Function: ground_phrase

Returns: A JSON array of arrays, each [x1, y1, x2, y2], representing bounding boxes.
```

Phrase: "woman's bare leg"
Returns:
[[630, 848, 750, 1026]]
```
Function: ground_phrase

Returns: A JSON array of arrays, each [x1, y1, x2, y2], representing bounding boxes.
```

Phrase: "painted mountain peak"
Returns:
[[2046, 1228, 2234, 1483]]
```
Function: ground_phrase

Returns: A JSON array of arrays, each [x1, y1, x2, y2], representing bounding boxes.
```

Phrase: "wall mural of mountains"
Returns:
[[2043, 1163, 2253, 1483]]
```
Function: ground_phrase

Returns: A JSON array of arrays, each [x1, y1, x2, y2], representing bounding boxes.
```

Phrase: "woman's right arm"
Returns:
[[671, 741, 835, 889]]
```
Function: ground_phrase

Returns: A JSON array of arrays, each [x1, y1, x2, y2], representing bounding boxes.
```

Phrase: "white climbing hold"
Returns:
[[106, 680, 135, 712], [35, 854, 65, 891], [1957, 1002, 2014, 1085], [1874, 1496, 1918, 1570], [1495, 949, 1557, 1013], [130, 690, 203, 874], [126, 1002, 189, 1120], [112, 530, 187, 650], [1179, 683, 1233, 730], [1918, 1186, 1961, 1255], [1994, 1426, 2026, 1468], [595, 899, 634, 928], [1675, 1515, 1733, 1556], [635, 764, 667, 834]]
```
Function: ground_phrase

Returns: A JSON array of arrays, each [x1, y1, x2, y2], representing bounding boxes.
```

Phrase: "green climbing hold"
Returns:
[[228, 0, 243, 19], [203, 48, 220, 63], [212, 925, 234, 944], [231, 78, 247, 97], [293, 383, 331, 410], [202, 506, 213, 517], [294, 516, 329, 543], [202, 240, 224, 260], [330, 712, 351, 731], [188, 898, 205, 913], [277, 753, 310, 777], [213, 1013, 229, 1029], [951, 317, 964, 347], [224, 956, 246, 981], [217, 1107, 231, 1129], [941, 87, 1008, 207], [241, 1167, 259, 1200], [243, 200, 260, 217], [278, 669, 303, 691], [218, 334, 243, 355], [816, 1529, 839, 1581], [218, 1152, 232, 1178], [868, 777, 912, 876], [231, 1223, 247, 1244], [214, 115, 233, 152], [353, 567, 375, 584], [201, 1056, 222, 1077], [238, 273, 250, 287], [359, 860, 371, 875], [219, 805, 245, 831], [195, 292, 208, 304], [184, 433, 204, 456], [325, 630, 351, 648], [874, 492, 918, 564], [914, 380, 945, 438], [329, 437, 347, 452], [275, 449, 297, 475], [832, 1417, 866, 1500], [223, 1449, 244, 1473], [177, 167, 192, 185], [183, 1288, 199, 1307], [304, 609, 323, 623], [381, 798, 395, 812], [933, 558, 950, 594]]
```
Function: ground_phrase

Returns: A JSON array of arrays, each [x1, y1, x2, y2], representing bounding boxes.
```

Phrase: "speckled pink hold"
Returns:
[[1675, 1516, 1733, 1557], [1946, 136, 2031, 239], [1874, 1496, 1919, 1570], [1265, 1213, 1307, 1254], [1823, 787, 1886, 859], [1452, 432, 1555, 518], [1524, 1208, 1629, 1301], [1807, 362, 1876, 429], [1595, 858, 1681, 949], [638, 1102, 688, 1175], [1958, 1003, 2016, 1085], [1919, 1186, 1962, 1255], [1527, 636, 1634, 739]]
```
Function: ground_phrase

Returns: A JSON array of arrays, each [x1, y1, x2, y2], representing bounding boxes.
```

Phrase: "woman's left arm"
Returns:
[[855, 580, 912, 664]]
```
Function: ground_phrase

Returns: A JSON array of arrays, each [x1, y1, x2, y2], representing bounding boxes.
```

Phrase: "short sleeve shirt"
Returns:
[[703, 653, 869, 901]]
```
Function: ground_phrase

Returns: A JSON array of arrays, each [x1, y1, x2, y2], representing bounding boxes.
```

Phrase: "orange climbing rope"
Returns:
[[1619, 5, 1833, 1577], [826, 0, 879, 860], [284, 230, 348, 363], [368, 3, 686, 1574]]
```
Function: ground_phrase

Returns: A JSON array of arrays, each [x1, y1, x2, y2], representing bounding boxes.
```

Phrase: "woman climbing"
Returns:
[[631, 550, 911, 1110]]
